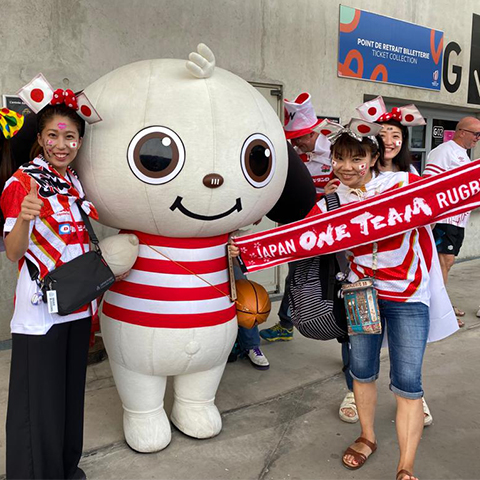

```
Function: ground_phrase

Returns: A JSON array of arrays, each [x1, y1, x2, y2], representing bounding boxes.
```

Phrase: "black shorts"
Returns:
[[433, 223, 465, 256]]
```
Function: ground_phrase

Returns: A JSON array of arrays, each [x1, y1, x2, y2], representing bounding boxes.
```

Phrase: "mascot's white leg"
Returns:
[[101, 315, 172, 453], [102, 313, 237, 448], [108, 359, 171, 452], [170, 362, 227, 438]]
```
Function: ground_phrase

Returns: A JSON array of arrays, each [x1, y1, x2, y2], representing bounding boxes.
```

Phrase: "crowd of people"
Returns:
[[0, 80, 478, 480]]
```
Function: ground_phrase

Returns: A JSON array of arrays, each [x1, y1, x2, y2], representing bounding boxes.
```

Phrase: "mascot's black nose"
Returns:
[[203, 173, 224, 189]]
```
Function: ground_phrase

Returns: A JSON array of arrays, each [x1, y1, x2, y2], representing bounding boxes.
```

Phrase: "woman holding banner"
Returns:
[[357, 98, 435, 425], [325, 100, 435, 428], [310, 118, 447, 480]]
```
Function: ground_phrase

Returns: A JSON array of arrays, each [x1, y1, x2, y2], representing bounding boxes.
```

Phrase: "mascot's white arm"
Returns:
[[99, 234, 139, 276]]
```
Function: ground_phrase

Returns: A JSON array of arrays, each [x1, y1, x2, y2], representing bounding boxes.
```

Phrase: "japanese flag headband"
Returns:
[[356, 96, 426, 126], [318, 118, 382, 147], [17, 73, 102, 124]]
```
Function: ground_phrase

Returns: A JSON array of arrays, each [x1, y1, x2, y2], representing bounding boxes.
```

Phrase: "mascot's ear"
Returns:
[[186, 43, 216, 79], [266, 142, 316, 224]]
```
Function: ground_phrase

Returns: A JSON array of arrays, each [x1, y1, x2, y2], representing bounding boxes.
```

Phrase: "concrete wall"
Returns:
[[1, 0, 479, 340]]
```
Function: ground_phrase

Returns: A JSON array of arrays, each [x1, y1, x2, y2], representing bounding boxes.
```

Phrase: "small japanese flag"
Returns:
[[317, 119, 341, 137], [349, 118, 382, 137], [17, 73, 55, 114], [356, 96, 387, 123], [399, 105, 426, 126], [76, 92, 102, 124]]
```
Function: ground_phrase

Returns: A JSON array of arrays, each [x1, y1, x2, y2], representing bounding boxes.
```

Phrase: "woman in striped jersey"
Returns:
[[311, 131, 434, 480], [1, 101, 96, 480]]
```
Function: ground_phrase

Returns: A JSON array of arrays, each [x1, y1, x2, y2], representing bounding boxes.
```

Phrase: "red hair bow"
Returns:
[[50, 89, 79, 110], [377, 107, 402, 123]]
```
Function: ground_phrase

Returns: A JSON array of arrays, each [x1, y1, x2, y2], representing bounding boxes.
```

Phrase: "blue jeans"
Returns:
[[348, 299, 429, 399], [237, 325, 261, 351], [278, 261, 298, 329], [233, 264, 260, 351]]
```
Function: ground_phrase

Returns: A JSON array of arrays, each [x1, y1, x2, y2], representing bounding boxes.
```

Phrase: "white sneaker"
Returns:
[[246, 347, 270, 370]]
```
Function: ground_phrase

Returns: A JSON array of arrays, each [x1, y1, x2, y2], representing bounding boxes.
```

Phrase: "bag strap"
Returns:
[[24, 200, 99, 283], [372, 242, 378, 277], [326, 255, 336, 300], [76, 200, 100, 246], [324, 192, 341, 301], [324, 192, 341, 212], [26, 257, 40, 282]]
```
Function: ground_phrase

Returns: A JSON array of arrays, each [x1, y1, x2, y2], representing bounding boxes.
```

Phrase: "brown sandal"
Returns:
[[396, 469, 414, 480], [342, 436, 377, 470]]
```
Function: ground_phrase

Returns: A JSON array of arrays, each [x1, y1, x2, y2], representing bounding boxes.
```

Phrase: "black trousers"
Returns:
[[6, 317, 91, 480]]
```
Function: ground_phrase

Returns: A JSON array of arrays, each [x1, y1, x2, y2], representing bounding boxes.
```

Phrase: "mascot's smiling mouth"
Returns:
[[170, 196, 242, 221]]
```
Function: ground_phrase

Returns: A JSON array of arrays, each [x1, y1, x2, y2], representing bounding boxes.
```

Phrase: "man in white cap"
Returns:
[[284, 92, 333, 199]]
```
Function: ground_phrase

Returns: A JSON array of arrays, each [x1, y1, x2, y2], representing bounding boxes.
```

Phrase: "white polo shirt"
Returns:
[[423, 140, 471, 228]]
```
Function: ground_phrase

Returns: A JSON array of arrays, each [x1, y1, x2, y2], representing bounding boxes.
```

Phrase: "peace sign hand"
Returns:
[[20, 178, 44, 222]]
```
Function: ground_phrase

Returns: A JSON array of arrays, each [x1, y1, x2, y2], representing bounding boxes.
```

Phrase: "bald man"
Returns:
[[424, 116, 480, 326]]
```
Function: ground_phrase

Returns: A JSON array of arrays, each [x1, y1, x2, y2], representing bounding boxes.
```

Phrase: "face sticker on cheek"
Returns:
[[395, 140, 402, 147], [331, 160, 338, 168], [357, 163, 367, 176], [46, 139, 54, 146], [58, 123, 67, 130], [69, 141, 78, 149]]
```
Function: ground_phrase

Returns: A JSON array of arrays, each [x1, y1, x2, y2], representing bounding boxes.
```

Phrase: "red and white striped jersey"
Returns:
[[103, 232, 236, 328], [311, 171, 431, 305], [423, 139, 471, 228], [1, 158, 94, 334]]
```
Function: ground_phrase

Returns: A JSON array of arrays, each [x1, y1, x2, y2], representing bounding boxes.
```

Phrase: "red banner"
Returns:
[[236, 159, 480, 273]]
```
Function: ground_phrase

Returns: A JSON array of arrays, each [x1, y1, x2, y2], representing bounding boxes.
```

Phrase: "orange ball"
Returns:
[[235, 279, 271, 329]]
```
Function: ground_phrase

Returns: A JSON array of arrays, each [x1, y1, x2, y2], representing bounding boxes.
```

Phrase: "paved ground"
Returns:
[[1, 259, 480, 480]]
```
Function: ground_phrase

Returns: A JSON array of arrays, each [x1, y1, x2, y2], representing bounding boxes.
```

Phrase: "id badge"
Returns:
[[47, 290, 59, 314]]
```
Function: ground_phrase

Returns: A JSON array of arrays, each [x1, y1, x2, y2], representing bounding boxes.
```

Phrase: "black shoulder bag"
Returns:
[[26, 201, 115, 316]]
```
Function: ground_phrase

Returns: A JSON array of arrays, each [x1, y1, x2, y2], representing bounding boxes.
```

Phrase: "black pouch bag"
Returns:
[[26, 202, 115, 316]]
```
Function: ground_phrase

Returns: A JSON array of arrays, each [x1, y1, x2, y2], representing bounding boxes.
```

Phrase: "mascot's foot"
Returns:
[[170, 400, 222, 439], [123, 406, 171, 453]]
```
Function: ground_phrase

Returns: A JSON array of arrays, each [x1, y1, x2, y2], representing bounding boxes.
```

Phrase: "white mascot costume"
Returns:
[[76, 44, 288, 452]]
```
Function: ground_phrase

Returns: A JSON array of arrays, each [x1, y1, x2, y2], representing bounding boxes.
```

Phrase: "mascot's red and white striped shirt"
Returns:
[[310, 171, 431, 305], [103, 232, 236, 328]]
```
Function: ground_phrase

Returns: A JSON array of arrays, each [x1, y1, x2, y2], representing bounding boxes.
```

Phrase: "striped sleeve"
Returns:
[[1, 177, 28, 235], [423, 148, 449, 177]]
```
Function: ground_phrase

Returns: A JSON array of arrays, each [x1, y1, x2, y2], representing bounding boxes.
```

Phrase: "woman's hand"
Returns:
[[228, 240, 240, 258], [324, 178, 340, 195], [115, 271, 130, 282], [20, 178, 43, 221], [4, 179, 43, 262]]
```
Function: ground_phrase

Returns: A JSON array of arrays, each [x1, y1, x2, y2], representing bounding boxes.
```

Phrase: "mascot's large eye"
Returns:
[[127, 126, 185, 184], [241, 134, 275, 188]]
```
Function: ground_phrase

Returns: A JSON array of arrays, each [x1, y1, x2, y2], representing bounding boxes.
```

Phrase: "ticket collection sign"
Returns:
[[338, 5, 444, 91]]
